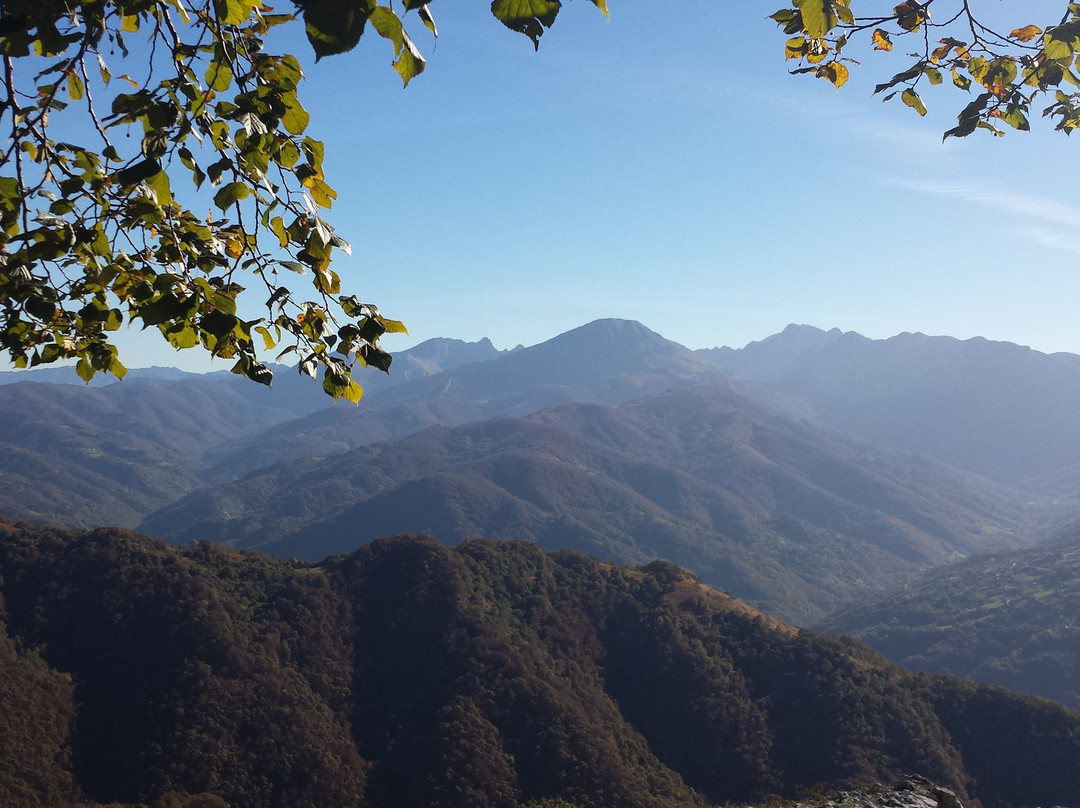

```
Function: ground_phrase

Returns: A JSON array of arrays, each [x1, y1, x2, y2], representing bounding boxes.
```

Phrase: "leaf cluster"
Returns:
[[772, 1, 1080, 139], [0, 0, 604, 400]]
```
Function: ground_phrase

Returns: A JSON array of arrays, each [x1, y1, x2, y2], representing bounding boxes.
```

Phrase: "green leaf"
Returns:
[[340, 377, 364, 403], [393, 34, 426, 86], [255, 325, 277, 350], [322, 370, 352, 400], [165, 322, 199, 349], [301, 0, 375, 59], [66, 70, 84, 101], [214, 181, 250, 209], [793, 0, 836, 39], [146, 170, 172, 205], [999, 106, 1030, 131], [491, 0, 561, 49], [201, 309, 239, 336], [901, 88, 927, 116], [371, 6, 405, 53], [951, 68, 972, 91], [281, 94, 310, 135], [76, 357, 95, 383], [113, 158, 162, 187], [205, 59, 234, 92], [214, 0, 255, 26]]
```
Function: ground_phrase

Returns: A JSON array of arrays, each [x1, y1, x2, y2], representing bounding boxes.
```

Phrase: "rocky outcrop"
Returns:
[[775, 775, 965, 808], [778, 773, 1072, 808]]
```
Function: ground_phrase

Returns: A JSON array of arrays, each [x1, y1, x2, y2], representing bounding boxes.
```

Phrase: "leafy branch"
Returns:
[[0, 0, 606, 399], [772, 0, 1080, 139]]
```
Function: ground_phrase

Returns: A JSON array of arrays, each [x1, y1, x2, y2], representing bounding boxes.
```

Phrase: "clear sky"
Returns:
[[61, 2, 1080, 367]]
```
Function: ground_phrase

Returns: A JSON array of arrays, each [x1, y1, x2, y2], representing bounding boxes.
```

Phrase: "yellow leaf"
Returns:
[[872, 28, 893, 52], [225, 238, 244, 258], [785, 36, 809, 61], [819, 61, 849, 89], [1010, 25, 1042, 43], [341, 378, 364, 404]]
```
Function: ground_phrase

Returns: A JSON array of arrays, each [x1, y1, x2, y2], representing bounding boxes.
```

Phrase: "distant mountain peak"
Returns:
[[559, 318, 666, 342], [524, 319, 712, 378], [698, 324, 848, 381]]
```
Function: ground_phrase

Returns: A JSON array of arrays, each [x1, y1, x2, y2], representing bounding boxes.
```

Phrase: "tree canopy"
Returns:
[[0, 0, 1071, 398], [0, 0, 605, 399], [773, 1, 1080, 137]]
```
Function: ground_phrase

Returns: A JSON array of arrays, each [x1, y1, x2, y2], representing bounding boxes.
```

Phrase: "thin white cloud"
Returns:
[[895, 179, 1080, 254]]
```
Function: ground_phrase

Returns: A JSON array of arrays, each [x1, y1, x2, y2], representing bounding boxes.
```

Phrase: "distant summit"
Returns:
[[388, 336, 504, 382], [701, 326, 1080, 483], [698, 324, 847, 380], [491, 318, 713, 383]]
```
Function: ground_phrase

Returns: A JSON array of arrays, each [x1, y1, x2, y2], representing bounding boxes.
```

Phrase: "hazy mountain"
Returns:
[[199, 318, 727, 480], [0, 365, 207, 386], [0, 373, 327, 527], [700, 325, 1080, 485], [388, 335, 506, 381], [141, 385, 1031, 624], [3, 521, 1079, 808], [0, 337, 506, 526], [826, 522, 1080, 710], [699, 324, 845, 381]]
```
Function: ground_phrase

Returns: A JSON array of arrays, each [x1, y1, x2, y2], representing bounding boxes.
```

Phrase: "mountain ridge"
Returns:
[[3, 521, 1080, 808], [141, 383, 1032, 624], [702, 325, 1080, 484]]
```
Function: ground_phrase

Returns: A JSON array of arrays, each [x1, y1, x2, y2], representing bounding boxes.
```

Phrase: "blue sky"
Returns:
[[78, 2, 1080, 367]]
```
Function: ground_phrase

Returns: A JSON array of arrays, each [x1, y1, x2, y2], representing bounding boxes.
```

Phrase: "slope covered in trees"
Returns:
[[828, 523, 1080, 710], [2, 520, 1079, 808], [142, 382, 1029, 624]]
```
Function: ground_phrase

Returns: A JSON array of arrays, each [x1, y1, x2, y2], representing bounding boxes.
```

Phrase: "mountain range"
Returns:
[[2, 319, 1076, 622], [6, 320, 1080, 805], [704, 324, 1080, 485], [140, 383, 1029, 624]]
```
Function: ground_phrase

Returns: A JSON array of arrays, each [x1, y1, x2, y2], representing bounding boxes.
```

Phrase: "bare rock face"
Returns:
[[780, 773, 1072, 808], [776, 775, 964, 808]]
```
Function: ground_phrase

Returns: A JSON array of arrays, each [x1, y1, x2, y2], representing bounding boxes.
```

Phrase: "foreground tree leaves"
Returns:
[[773, 1, 1080, 139], [0, 1, 603, 401]]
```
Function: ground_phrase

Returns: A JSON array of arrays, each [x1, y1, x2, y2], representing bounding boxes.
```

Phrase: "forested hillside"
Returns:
[[2, 520, 1079, 808], [142, 385, 1029, 624], [828, 523, 1080, 710]]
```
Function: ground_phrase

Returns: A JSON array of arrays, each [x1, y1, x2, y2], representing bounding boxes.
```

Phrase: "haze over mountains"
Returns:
[[703, 324, 1080, 485], [141, 383, 1027, 624], [2, 318, 1077, 622]]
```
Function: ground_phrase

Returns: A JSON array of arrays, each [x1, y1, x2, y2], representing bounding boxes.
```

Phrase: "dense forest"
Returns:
[[1, 519, 1079, 808], [829, 524, 1080, 710]]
